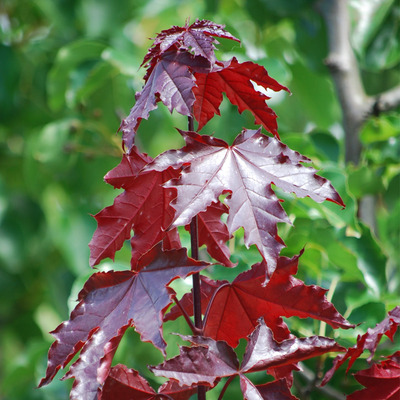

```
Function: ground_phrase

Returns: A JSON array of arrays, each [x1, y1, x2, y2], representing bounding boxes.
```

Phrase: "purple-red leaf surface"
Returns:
[[203, 253, 354, 347], [149, 129, 343, 278], [240, 318, 344, 373], [89, 167, 180, 269], [141, 19, 239, 68], [104, 147, 152, 189], [102, 364, 196, 400], [185, 201, 234, 267], [151, 318, 343, 393], [193, 58, 289, 135], [322, 306, 400, 385], [240, 376, 299, 400], [347, 352, 400, 400], [164, 274, 220, 323], [166, 253, 353, 347], [150, 335, 239, 387], [38, 245, 210, 399], [120, 50, 210, 150]]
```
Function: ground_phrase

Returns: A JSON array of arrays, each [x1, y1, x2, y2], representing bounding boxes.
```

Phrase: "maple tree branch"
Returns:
[[319, 0, 371, 164], [372, 84, 400, 114], [188, 115, 206, 400], [187, 115, 202, 330], [320, 0, 400, 165]]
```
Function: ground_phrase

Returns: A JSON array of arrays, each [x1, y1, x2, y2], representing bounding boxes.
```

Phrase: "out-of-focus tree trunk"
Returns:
[[319, 0, 400, 231]]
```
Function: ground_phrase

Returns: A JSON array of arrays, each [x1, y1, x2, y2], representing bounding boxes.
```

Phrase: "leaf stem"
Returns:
[[171, 295, 200, 335], [217, 376, 235, 400], [202, 282, 230, 329]]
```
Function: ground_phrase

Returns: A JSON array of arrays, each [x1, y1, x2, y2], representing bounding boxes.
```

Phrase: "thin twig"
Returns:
[[171, 294, 201, 335], [202, 282, 231, 330], [217, 376, 235, 400]]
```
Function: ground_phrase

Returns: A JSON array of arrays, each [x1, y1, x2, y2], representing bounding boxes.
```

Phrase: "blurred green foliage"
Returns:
[[0, 0, 399, 399]]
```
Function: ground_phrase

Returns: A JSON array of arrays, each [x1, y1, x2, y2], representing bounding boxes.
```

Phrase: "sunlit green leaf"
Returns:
[[338, 224, 388, 297]]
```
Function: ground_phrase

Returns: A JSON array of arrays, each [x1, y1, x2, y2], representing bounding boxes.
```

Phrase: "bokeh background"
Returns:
[[0, 0, 399, 399]]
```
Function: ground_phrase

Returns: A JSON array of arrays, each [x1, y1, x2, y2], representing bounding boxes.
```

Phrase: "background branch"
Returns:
[[320, 0, 400, 164], [372, 84, 400, 114], [320, 0, 400, 232], [319, 0, 371, 164]]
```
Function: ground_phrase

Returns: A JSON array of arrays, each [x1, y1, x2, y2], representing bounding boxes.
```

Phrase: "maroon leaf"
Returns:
[[166, 253, 353, 347], [240, 318, 345, 373], [347, 353, 400, 400], [129, 168, 182, 268], [149, 129, 344, 279], [266, 363, 300, 388], [38, 245, 210, 398], [102, 364, 196, 400], [89, 167, 180, 268], [141, 19, 239, 68], [164, 274, 220, 322], [120, 50, 210, 150], [151, 319, 343, 392], [322, 306, 400, 385], [240, 376, 298, 400], [193, 58, 289, 135], [104, 147, 152, 189], [102, 365, 156, 400], [150, 335, 239, 387], [185, 201, 234, 267]]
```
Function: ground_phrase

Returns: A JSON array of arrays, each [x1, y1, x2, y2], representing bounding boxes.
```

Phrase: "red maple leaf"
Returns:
[[89, 166, 181, 269], [150, 318, 344, 393], [164, 274, 220, 323], [103, 146, 152, 189], [240, 377, 299, 400], [120, 50, 210, 150], [102, 364, 196, 400], [346, 352, 400, 400], [185, 201, 234, 267], [193, 57, 289, 135], [38, 245, 210, 399], [167, 252, 353, 348], [119, 19, 289, 150], [322, 306, 400, 385], [148, 128, 344, 280], [141, 19, 240, 69]]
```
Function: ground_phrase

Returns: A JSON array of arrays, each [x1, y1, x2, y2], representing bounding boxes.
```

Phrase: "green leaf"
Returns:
[[310, 131, 340, 163], [282, 218, 363, 283], [385, 173, 400, 210], [288, 62, 341, 129], [350, 0, 394, 57], [47, 40, 107, 111], [101, 48, 141, 77], [361, 114, 400, 144], [347, 164, 385, 198], [365, 136, 400, 165], [364, 5, 400, 70], [338, 224, 387, 298], [245, 0, 312, 25], [75, 61, 116, 104]]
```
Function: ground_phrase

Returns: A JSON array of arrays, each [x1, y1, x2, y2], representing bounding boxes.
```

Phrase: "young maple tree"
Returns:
[[39, 19, 400, 399]]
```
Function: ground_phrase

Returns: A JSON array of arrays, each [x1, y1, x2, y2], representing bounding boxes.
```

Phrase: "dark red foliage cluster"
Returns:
[[39, 20, 400, 399]]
